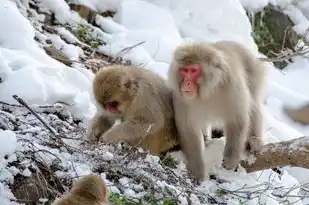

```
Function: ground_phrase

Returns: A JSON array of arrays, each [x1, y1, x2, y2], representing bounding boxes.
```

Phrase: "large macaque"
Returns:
[[51, 174, 109, 205], [283, 103, 309, 125], [88, 65, 179, 155], [168, 40, 268, 181]]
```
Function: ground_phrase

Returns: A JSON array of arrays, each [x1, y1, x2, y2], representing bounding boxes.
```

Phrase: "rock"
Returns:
[[69, 3, 97, 24], [43, 46, 72, 66], [84, 58, 111, 73]]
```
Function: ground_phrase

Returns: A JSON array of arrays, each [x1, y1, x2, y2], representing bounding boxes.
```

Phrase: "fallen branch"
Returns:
[[242, 136, 309, 172], [12, 95, 59, 136]]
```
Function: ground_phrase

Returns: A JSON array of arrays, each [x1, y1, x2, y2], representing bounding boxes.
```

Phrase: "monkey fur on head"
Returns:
[[168, 40, 268, 182], [51, 174, 109, 205], [88, 65, 179, 156]]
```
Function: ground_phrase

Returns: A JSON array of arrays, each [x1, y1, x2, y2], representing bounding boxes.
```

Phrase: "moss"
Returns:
[[109, 192, 179, 205], [160, 154, 179, 169], [248, 5, 299, 68], [76, 24, 103, 48], [250, 9, 275, 55], [109, 193, 138, 205]]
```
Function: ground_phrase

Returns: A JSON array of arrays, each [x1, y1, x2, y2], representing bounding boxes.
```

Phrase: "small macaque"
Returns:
[[52, 174, 109, 205], [88, 65, 179, 155], [168, 40, 268, 181], [283, 103, 309, 125]]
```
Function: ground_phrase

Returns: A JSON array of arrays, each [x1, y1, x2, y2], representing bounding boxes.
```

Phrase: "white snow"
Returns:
[[0, 0, 96, 121], [1, 0, 309, 204], [0, 131, 17, 156]]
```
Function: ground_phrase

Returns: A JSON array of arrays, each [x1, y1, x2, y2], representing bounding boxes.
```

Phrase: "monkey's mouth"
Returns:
[[105, 101, 119, 113]]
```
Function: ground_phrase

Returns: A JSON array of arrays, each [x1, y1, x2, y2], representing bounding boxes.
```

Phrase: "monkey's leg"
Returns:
[[101, 117, 158, 143], [202, 125, 212, 142], [88, 114, 114, 141], [223, 117, 249, 170], [174, 102, 208, 182], [179, 125, 208, 182], [246, 104, 264, 153]]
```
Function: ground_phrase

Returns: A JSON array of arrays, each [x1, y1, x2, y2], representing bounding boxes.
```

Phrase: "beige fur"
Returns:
[[88, 65, 179, 156], [52, 175, 109, 205], [168, 40, 268, 181], [284, 103, 309, 125]]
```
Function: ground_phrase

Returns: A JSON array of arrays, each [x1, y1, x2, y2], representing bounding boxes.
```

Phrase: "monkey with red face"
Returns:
[[168, 40, 268, 181], [88, 65, 179, 156]]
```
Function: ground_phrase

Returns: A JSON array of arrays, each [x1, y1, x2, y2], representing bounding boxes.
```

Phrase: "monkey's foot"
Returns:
[[246, 136, 264, 154], [86, 130, 101, 142], [222, 155, 241, 170]]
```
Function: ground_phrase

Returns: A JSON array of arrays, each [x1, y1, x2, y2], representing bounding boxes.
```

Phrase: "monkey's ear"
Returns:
[[212, 50, 228, 69]]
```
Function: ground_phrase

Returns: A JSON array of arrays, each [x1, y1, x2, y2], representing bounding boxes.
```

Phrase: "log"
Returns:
[[242, 136, 309, 172]]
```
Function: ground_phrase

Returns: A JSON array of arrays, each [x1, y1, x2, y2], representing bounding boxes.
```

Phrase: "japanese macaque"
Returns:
[[88, 65, 179, 155], [52, 174, 109, 205], [283, 103, 309, 125], [168, 40, 268, 181]]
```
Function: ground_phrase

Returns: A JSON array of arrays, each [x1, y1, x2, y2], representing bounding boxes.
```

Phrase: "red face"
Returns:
[[179, 64, 201, 98]]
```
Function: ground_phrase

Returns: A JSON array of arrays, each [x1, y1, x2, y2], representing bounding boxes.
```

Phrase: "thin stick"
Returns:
[[12, 95, 59, 135]]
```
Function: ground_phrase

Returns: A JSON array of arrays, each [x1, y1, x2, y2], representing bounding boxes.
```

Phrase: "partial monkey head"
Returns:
[[168, 43, 229, 100], [93, 65, 138, 115], [71, 175, 108, 202]]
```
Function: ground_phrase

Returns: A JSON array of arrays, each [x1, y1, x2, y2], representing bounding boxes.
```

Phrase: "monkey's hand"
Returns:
[[101, 118, 156, 144], [100, 127, 123, 143], [87, 114, 113, 142]]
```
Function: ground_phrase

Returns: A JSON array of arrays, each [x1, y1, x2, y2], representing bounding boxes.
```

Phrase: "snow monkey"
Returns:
[[88, 65, 179, 156], [51, 174, 109, 205], [284, 103, 309, 125], [168, 40, 268, 181]]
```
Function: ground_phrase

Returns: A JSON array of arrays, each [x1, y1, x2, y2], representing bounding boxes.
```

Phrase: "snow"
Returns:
[[1, 0, 309, 204], [0, 0, 96, 121], [0, 131, 17, 156]]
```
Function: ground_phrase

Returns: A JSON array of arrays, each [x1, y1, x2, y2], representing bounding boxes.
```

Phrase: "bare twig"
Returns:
[[115, 41, 146, 58], [12, 95, 59, 136]]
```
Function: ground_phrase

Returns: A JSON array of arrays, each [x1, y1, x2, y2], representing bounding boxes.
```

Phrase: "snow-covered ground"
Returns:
[[1, 0, 309, 204]]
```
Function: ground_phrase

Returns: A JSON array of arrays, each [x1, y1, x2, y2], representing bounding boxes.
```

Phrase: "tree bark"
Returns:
[[241, 136, 309, 172]]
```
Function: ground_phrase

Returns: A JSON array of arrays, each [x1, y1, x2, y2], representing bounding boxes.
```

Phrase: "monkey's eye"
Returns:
[[212, 62, 221, 68], [181, 67, 189, 73]]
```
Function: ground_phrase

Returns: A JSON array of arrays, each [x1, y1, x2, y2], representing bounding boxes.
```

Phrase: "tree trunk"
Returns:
[[241, 136, 309, 172]]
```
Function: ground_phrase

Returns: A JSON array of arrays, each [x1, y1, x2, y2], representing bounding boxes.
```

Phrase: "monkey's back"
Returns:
[[127, 67, 179, 155], [212, 40, 268, 96]]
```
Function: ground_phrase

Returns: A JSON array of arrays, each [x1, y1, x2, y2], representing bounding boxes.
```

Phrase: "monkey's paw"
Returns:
[[87, 129, 101, 142], [101, 132, 121, 144], [222, 155, 240, 171], [246, 136, 264, 154]]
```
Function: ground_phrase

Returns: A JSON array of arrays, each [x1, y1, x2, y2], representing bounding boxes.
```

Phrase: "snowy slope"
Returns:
[[0, 0, 309, 204]]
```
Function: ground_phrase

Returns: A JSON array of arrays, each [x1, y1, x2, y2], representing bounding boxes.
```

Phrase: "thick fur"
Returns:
[[52, 175, 109, 205], [88, 65, 179, 155], [284, 103, 309, 125], [168, 40, 268, 181]]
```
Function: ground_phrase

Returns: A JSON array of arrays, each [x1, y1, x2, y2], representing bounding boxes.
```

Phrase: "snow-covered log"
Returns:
[[242, 136, 309, 172]]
